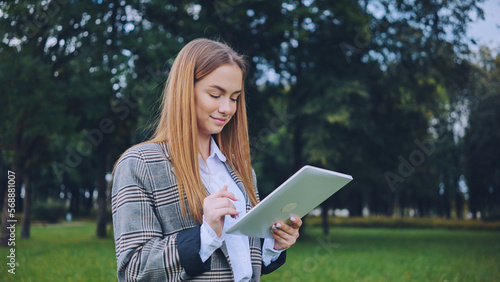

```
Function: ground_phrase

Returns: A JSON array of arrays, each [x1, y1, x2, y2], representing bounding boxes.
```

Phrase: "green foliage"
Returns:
[[0, 0, 497, 239], [32, 200, 68, 223], [464, 47, 500, 219]]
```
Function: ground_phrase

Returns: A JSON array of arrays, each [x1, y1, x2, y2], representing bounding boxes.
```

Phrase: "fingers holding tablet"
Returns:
[[271, 216, 302, 250]]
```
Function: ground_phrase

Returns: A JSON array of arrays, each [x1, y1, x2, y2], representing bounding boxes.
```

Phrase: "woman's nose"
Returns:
[[218, 97, 231, 114]]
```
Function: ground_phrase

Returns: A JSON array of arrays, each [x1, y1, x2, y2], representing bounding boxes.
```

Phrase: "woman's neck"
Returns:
[[198, 133, 211, 161]]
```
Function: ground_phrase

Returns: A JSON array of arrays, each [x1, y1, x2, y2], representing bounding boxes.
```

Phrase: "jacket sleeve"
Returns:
[[111, 149, 210, 281]]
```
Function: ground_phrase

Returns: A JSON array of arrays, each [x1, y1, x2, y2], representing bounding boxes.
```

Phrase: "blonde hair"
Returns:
[[149, 38, 257, 222]]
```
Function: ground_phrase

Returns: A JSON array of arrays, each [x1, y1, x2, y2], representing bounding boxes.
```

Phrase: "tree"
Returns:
[[0, 0, 83, 240], [1, 0, 493, 245], [464, 47, 500, 219], [0, 0, 133, 239]]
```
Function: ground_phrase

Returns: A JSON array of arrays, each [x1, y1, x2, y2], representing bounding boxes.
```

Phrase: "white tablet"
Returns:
[[226, 165, 353, 238]]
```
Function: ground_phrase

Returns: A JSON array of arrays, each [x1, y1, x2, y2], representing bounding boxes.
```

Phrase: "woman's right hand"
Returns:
[[203, 185, 240, 237]]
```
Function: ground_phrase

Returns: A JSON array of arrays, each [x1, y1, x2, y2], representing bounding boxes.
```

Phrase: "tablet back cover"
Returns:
[[226, 165, 353, 238]]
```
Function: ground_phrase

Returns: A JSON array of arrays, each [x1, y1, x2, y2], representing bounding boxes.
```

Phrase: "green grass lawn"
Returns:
[[0, 221, 117, 281], [1, 221, 499, 281], [265, 227, 500, 281]]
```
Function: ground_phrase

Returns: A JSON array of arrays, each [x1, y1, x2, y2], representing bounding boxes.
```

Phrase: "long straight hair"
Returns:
[[149, 38, 257, 222]]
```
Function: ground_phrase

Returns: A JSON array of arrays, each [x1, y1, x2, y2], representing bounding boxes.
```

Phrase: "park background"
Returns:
[[0, 0, 499, 280]]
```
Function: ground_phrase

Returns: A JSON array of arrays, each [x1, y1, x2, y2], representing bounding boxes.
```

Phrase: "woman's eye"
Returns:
[[209, 94, 220, 99], [230, 97, 239, 102]]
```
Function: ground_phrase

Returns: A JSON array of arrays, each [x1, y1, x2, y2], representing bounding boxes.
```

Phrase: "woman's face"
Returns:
[[194, 64, 243, 140]]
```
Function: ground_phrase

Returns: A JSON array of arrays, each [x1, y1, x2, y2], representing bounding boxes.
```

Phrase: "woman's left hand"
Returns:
[[271, 216, 302, 251]]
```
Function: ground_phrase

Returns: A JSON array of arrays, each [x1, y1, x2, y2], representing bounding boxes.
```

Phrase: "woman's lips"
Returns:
[[211, 116, 227, 125]]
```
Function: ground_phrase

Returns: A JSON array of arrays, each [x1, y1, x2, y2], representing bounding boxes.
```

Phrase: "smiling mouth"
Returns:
[[211, 116, 227, 125]]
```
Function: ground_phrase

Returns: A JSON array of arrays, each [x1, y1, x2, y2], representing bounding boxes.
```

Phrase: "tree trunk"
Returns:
[[443, 188, 451, 219], [321, 202, 329, 236], [455, 192, 463, 219], [21, 173, 31, 238], [399, 193, 405, 217], [351, 189, 363, 217], [84, 185, 95, 216], [387, 191, 395, 216], [417, 199, 427, 217], [69, 184, 80, 217]]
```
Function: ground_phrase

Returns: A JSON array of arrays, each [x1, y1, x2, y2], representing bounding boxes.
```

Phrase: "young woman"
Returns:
[[111, 38, 301, 281]]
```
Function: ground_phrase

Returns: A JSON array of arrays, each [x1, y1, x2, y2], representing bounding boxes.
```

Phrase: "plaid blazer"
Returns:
[[112, 142, 285, 281]]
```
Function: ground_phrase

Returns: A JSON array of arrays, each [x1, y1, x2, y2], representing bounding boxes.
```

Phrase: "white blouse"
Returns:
[[198, 137, 282, 281]]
